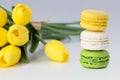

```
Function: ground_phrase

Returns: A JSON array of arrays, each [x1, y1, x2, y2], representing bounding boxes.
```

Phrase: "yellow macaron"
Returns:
[[80, 9, 108, 31]]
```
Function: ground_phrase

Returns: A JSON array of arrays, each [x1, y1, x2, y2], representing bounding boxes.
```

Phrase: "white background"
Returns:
[[0, 0, 120, 80]]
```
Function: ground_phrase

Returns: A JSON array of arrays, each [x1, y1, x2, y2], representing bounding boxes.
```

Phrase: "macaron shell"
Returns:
[[81, 9, 108, 20], [80, 30, 109, 50], [80, 9, 108, 31], [81, 40, 108, 50], [81, 30, 109, 41], [80, 50, 110, 68], [81, 16, 108, 22], [80, 60, 109, 69], [80, 50, 109, 57]]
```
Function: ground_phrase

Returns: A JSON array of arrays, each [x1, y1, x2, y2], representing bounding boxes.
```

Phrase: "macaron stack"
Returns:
[[79, 9, 110, 69]]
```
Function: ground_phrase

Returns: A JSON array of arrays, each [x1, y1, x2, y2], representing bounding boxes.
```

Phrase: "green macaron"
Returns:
[[80, 50, 110, 69]]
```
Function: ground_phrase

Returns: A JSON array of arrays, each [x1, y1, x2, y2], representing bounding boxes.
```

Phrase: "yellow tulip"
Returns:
[[0, 45, 21, 67], [7, 24, 29, 46], [0, 8, 7, 27], [0, 28, 8, 47], [12, 4, 32, 25], [45, 40, 69, 62]]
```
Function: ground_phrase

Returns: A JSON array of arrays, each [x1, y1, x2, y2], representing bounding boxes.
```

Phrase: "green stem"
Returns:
[[41, 30, 70, 40], [49, 21, 80, 25], [43, 23, 82, 31], [42, 35, 67, 40], [42, 25, 83, 35], [34, 33, 46, 45], [41, 29, 68, 37]]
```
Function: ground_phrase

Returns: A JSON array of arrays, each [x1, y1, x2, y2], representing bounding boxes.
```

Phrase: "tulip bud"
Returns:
[[0, 8, 7, 27], [12, 4, 32, 25], [0, 28, 8, 47], [7, 24, 29, 46], [45, 40, 69, 62], [0, 45, 21, 67]]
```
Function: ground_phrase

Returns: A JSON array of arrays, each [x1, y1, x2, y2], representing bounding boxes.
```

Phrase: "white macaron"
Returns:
[[80, 30, 109, 50]]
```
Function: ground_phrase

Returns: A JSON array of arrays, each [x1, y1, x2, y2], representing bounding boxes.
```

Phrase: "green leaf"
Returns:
[[26, 23, 40, 53], [20, 44, 29, 63], [26, 23, 40, 32], [0, 6, 12, 20], [29, 32, 40, 53], [4, 24, 10, 30], [26, 23, 35, 32], [34, 33, 46, 45], [12, 6, 15, 10]]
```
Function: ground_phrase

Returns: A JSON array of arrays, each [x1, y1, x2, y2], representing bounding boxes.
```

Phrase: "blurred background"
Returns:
[[1, 0, 119, 41]]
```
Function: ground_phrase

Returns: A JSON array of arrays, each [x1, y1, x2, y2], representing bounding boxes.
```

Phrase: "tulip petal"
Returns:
[[7, 24, 29, 46], [0, 8, 7, 27], [45, 40, 69, 62], [12, 4, 32, 25], [0, 45, 21, 67], [0, 28, 8, 47]]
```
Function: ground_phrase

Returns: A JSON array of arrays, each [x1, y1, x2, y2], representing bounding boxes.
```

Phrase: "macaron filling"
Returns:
[[80, 55, 109, 64]]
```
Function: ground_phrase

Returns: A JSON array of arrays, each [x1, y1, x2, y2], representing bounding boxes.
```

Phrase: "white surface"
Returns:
[[0, 0, 120, 80]]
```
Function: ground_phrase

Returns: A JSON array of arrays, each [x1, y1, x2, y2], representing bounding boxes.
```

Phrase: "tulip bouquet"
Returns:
[[0, 4, 83, 67]]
